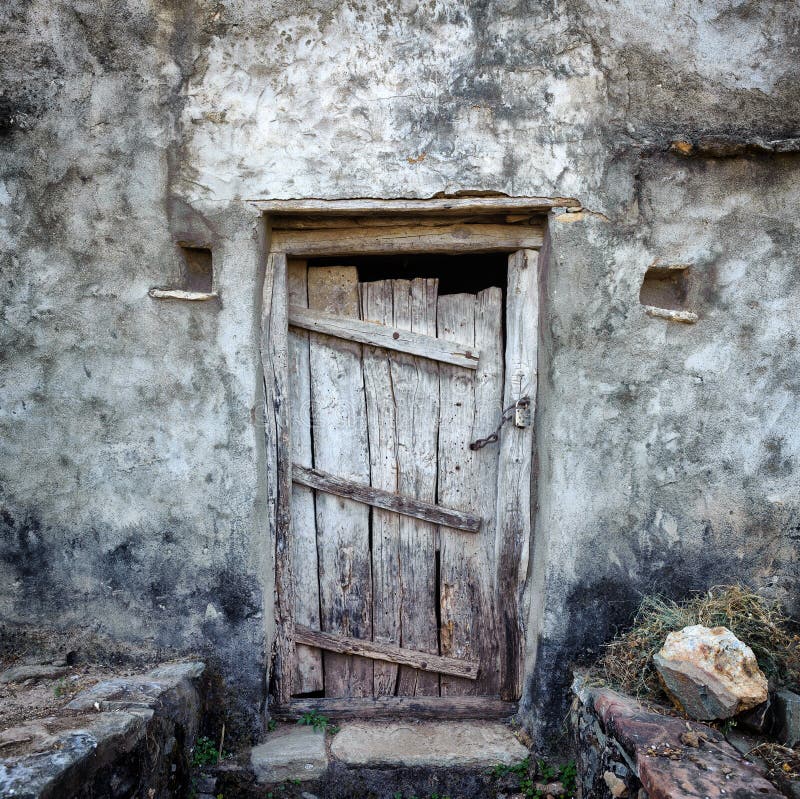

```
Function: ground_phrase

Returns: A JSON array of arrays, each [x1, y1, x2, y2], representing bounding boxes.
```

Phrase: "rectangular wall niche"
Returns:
[[640, 263, 698, 323], [148, 243, 217, 302], [180, 245, 213, 293], [639, 264, 689, 310]]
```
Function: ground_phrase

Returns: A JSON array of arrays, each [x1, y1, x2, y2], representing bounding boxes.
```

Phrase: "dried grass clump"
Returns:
[[750, 742, 800, 781], [601, 584, 800, 698]]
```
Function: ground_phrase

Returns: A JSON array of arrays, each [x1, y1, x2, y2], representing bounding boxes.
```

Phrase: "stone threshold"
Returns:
[[203, 720, 532, 799]]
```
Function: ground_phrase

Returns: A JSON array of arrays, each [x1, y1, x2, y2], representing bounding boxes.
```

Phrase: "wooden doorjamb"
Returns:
[[260, 251, 296, 706], [497, 249, 539, 700]]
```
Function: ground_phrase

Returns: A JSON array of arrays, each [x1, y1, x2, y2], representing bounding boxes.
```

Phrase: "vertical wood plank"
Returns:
[[288, 259, 323, 694], [308, 266, 373, 698], [393, 278, 440, 696], [261, 251, 294, 705], [472, 287, 505, 694], [496, 250, 538, 700], [360, 280, 401, 697], [437, 290, 504, 695]]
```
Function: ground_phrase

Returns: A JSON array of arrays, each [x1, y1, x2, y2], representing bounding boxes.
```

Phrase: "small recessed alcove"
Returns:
[[640, 264, 698, 323], [148, 243, 217, 302], [180, 245, 213, 293]]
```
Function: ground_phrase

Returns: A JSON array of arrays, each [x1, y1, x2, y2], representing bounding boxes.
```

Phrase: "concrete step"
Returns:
[[215, 720, 531, 799]]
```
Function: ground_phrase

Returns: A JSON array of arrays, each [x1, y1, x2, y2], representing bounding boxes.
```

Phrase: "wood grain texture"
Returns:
[[294, 625, 478, 679], [496, 250, 539, 701], [436, 288, 504, 696], [292, 465, 480, 532], [272, 224, 544, 257], [360, 280, 401, 696], [468, 287, 505, 695], [436, 293, 497, 697], [392, 278, 440, 696], [261, 251, 295, 705], [287, 259, 323, 694], [307, 266, 373, 698], [274, 696, 517, 721], [250, 196, 578, 215], [289, 305, 480, 369], [270, 214, 543, 230]]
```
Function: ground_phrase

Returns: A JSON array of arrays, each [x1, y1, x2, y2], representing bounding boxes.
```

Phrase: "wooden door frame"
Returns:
[[256, 196, 567, 720]]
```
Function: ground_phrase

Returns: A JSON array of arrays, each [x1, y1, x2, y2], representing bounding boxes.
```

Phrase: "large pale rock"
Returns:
[[653, 625, 768, 720]]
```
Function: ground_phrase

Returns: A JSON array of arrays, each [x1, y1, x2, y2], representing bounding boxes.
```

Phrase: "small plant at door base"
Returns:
[[297, 710, 338, 733], [489, 757, 577, 798], [191, 736, 221, 767], [267, 718, 277, 732]]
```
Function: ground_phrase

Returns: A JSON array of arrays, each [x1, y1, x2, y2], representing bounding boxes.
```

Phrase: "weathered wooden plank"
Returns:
[[439, 288, 503, 696], [436, 293, 477, 678], [289, 305, 480, 370], [471, 288, 505, 695], [287, 259, 323, 694], [292, 465, 481, 533], [274, 696, 517, 721], [271, 224, 544, 257], [360, 280, 401, 697], [293, 625, 478, 680], [307, 266, 373, 698], [496, 250, 539, 701], [392, 278, 441, 697], [261, 251, 294, 706], [250, 196, 578, 215]]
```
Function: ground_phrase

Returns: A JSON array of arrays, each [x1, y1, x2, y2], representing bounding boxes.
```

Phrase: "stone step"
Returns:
[[330, 720, 528, 769], [234, 720, 531, 799]]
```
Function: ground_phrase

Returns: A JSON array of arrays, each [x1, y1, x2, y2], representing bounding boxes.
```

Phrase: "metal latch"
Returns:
[[514, 397, 531, 428]]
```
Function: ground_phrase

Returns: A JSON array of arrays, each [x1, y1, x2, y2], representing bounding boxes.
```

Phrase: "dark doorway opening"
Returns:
[[307, 253, 508, 296]]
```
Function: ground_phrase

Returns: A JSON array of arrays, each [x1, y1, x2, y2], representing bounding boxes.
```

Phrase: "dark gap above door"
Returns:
[[307, 253, 507, 295]]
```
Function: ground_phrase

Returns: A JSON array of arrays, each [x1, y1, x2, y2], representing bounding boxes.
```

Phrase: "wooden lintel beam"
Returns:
[[289, 305, 480, 370], [271, 223, 544, 257], [293, 625, 479, 680], [292, 464, 481, 533], [273, 696, 517, 721]]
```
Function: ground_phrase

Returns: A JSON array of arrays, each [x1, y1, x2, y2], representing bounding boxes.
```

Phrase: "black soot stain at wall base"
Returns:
[[524, 518, 795, 750], [0, 502, 267, 740]]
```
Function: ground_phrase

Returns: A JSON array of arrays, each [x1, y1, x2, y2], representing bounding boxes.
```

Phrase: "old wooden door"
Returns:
[[283, 251, 537, 710]]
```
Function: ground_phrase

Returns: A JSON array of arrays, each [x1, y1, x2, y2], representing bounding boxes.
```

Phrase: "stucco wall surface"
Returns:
[[1, 0, 799, 742]]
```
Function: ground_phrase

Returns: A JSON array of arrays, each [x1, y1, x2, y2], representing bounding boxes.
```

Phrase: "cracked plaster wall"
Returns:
[[1, 0, 799, 743]]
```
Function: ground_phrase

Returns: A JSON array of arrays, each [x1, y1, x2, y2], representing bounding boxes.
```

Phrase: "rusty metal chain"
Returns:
[[469, 396, 530, 450]]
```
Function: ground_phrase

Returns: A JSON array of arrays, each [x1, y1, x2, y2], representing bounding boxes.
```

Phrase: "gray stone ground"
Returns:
[[1, 0, 799, 745]]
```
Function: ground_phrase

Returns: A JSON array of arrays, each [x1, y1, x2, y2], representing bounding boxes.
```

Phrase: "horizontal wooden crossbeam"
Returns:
[[273, 696, 517, 721], [292, 465, 481, 533], [288, 306, 480, 369], [294, 625, 479, 680]]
